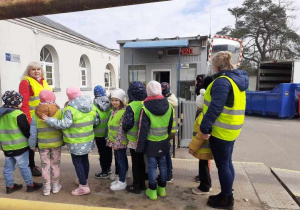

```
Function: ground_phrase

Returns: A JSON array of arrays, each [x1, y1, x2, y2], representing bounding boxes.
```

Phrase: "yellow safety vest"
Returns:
[[93, 105, 111, 138], [0, 110, 28, 151], [143, 105, 172, 142], [34, 110, 63, 149], [24, 76, 52, 118], [62, 106, 96, 144], [203, 76, 246, 141], [107, 109, 127, 145], [126, 101, 143, 142]]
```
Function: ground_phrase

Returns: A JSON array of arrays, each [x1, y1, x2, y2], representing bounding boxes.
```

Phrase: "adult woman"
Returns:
[[200, 52, 248, 209], [19, 62, 53, 176]]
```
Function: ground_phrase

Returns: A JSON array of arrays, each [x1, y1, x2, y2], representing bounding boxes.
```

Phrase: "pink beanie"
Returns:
[[146, 80, 162, 96], [66, 87, 82, 101], [39, 90, 56, 103]]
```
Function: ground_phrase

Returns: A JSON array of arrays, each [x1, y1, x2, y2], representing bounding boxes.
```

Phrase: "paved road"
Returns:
[[233, 115, 300, 171]]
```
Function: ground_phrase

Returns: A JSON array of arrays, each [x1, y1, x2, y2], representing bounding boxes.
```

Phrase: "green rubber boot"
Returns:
[[157, 186, 166, 197], [146, 188, 157, 200]]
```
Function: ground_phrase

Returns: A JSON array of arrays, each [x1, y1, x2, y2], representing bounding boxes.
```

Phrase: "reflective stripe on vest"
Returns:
[[192, 113, 212, 154], [25, 76, 53, 117], [107, 109, 127, 145], [126, 101, 143, 142], [202, 76, 246, 141], [34, 109, 63, 149], [143, 105, 172, 142], [93, 105, 110, 138], [0, 110, 28, 151], [62, 106, 96, 144], [170, 105, 176, 134]]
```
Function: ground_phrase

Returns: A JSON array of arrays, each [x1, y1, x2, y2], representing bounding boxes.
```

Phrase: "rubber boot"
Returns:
[[146, 188, 157, 200], [157, 186, 166, 197]]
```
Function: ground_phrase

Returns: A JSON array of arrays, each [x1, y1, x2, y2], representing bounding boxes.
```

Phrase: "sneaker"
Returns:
[[167, 174, 173, 183], [71, 184, 91, 196], [95, 172, 109, 179], [31, 166, 42, 177], [52, 183, 62, 194], [43, 186, 51, 196], [110, 180, 127, 191], [126, 184, 141, 194], [157, 186, 166, 197], [191, 187, 211, 195], [6, 183, 23, 194], [109, 174, 119, 181], [195, 175, 200, 183], [27, 182, 43, 192], [110, 178, 120, 186]]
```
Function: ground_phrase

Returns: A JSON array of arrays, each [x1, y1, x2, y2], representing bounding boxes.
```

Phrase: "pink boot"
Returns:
[[71, 184, 91, 196]]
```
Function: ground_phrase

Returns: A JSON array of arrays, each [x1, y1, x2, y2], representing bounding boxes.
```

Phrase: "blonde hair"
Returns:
[[211, 51, 234, 72], [21, 61, 45, 80]]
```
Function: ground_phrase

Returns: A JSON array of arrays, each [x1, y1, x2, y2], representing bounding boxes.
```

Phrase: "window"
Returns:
[[128, 65, 146, 84], [40, 47, 54, 86], [104, 64, 113, 88], [80, 56, 87, 87]]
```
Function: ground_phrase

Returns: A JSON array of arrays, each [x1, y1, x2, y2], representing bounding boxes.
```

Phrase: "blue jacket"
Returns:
[[200, 70, 249, 135]]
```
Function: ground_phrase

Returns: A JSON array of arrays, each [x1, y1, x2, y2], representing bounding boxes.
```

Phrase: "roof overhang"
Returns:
[[123, 39, 189, 49]]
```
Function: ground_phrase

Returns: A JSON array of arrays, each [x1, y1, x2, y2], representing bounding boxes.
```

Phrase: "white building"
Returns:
[[0, 16, 119, 106]]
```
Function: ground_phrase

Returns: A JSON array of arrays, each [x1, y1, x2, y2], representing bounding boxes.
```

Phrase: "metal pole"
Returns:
[[131, 50, 134, 82], [177, 48, 181, 149]]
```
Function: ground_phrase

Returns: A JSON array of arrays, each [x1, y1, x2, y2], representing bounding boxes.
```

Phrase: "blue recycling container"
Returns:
[[246, 83, 300, 118]]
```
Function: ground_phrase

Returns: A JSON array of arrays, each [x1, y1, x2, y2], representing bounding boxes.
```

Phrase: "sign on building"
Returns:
[[5, 53, 20, 62]]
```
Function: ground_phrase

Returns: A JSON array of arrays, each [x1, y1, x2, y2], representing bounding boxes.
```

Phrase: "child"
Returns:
[[136, 81, 173, 200], [106, 89, 128, 191], [160, 82, 177, 182], [42, 87, 97, 196], [29, 90, 63, 196], [122, 81, 147, 194], [0, 90, 43, 194], [189, 89, 213, 195], [93, 85, 112, 179]]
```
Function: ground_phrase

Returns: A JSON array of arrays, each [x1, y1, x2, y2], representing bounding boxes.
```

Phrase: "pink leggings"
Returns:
[[39, 147, 61, 187]]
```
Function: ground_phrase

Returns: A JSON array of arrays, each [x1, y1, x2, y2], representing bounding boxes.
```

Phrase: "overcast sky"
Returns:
[[47, 0, 300, 49]]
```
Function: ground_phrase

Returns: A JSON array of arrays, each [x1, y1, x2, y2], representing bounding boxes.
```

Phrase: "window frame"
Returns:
[[79, 57, 88, 88], [40, 47, 55, 87]]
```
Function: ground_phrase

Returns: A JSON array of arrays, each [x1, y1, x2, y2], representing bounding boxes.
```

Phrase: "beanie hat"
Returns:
[[39, 90, 56, 103], [111, 89, 126, 103], [2, 90, 23, 108], [94, 85, 107, 97], [128, 81, 147, 102], [66, 87, 82, 101], [161, 82, 171, 97], [146, 80, 162, 97], [196, 89, 206, 109]]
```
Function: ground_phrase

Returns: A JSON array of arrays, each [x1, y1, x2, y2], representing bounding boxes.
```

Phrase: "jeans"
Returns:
[[71, 154, 89, 185], [130, 149, 145, 187], [198, 159, 211, 192], [147, 155, 167, 190], [95, 137, 112, 173], [209, 136, 235, 196], [114, 149, 128, 182], [166, 142, 173, 178], [3, 150, 33, 187]]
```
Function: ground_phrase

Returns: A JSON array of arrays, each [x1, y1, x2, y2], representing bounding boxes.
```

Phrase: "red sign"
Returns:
[[180, 48, 193, 55]]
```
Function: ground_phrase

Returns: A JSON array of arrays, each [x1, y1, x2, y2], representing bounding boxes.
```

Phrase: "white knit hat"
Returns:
[[146, 80, 162, 96], [111, 89, 126, 103], [196, 89, 206, 108]]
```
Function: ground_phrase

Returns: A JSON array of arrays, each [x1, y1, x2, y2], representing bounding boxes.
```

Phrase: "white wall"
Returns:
[[0, 20, 119, 107]]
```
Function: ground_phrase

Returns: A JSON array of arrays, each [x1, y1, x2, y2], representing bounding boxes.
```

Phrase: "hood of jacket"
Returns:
[[0, 107, 16, 118], [144, 98, 170, 116], [128, 82, 147, 102], [35, 104, 60, 119], [68, 95, 93, 113], [217, 70, 249, 91], [94, 96, 110, 111], [167, 94, 178, 107]]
